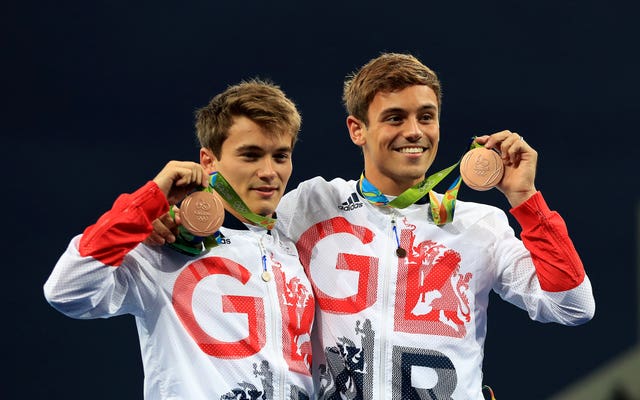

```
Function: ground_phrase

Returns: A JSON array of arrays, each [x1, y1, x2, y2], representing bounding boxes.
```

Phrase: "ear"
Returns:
[[347, 115, 366, 146], [200, 147, 218, 174]]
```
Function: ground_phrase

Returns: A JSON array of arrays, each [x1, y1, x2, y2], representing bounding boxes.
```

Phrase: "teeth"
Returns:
[[397, 147, 424, 154]]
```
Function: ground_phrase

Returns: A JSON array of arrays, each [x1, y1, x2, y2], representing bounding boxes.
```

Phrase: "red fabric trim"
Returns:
[[78, 181, 169, 266], [509, 192, 585, 292]]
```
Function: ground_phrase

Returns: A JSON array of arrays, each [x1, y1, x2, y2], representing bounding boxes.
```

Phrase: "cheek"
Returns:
[[368, 132, 389, 151], [278, 163, 293, 180], [221, 164, 252, 186], [428, 131, 440, 152], [431, 141, 439, 157]]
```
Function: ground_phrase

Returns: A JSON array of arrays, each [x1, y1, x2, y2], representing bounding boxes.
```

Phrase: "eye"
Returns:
[[385, 115, 403, 124], [420, 113, 438, 125], [241, 152, 261, 160], [273, 152, 291, 163]]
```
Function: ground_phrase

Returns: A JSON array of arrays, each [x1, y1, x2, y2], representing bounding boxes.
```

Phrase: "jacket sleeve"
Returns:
[[510, 191, 585, 292], [43, 181, 169, 319], [500, 191, 595, 324], [78, 181, 169, 266]]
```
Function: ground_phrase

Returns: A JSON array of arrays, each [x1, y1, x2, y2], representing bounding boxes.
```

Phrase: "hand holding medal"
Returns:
[[167, 171, 278, 256], [152, 161, 225, 255], [167, 179, 226, 256], [463, 132, 538, 207]]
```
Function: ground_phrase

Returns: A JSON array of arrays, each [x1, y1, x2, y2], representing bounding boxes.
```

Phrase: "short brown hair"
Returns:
[[342, 53, 442, 125], [196, 79, 301, 159]]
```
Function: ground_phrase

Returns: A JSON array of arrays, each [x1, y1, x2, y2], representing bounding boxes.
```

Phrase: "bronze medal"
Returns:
[[396, 247, 407, 258], [180, 191, 225, 237], [460, 147, 504, 191]]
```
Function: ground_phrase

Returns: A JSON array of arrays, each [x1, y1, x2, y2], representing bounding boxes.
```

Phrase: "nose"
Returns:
[[405, 118, 423, 142], [257, 158, 277, 180]]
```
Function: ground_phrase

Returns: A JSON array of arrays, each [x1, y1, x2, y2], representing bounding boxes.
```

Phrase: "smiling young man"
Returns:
[[275, 53, 595, 399], [347, 84, 440, 195], [44, 80, 315, 399]]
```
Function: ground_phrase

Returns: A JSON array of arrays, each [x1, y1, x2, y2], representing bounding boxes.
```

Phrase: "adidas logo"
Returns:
[[338, 192, 363, 211]]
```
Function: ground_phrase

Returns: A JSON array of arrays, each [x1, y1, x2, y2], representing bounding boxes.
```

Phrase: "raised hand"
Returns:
[[152, 161, 209, 206], [475, 131, 538, 207]]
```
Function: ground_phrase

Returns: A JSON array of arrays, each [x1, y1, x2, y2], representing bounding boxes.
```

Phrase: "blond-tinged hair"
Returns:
[[196, 79, 301, 159], [343, 53, 442, 125]]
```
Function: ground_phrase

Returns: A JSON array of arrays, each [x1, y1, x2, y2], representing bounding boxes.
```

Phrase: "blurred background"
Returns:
[[4, 1, 639, 398]]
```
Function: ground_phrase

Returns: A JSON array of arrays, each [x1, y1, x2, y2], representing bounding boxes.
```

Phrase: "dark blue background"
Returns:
[[5, 1, 638, 398]]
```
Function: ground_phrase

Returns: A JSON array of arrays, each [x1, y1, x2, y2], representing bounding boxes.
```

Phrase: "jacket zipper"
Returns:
[[258, 234, 286, 398], [377, 210, 400, 398]]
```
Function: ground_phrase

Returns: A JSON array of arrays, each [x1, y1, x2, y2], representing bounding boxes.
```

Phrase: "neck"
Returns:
[[223, 203, 272, 227], [224, 205, 250, 225], [210, 172, 276, 230], [363, 170, 423, 196]]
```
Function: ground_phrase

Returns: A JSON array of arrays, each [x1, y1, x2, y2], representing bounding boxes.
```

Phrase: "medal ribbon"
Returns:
[[209, 172, 276, 230], [483, 385, 497, 400], [359, 138, 480, 225], [167, 171, 276, 256], [167, 206, 222, 256]]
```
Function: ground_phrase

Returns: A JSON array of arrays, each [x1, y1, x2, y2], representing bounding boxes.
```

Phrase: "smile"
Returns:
[[396, 147, 426, 154], [253, 187, 278, 194]]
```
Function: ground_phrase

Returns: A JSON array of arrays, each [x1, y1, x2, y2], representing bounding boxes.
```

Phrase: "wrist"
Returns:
[[506, 188, 538, 208]]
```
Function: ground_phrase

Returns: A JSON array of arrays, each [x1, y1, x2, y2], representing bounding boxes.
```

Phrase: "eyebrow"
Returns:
[[235, 145, 292, 154], [418, 104, 438, 113], [379, 104, 438, 116]]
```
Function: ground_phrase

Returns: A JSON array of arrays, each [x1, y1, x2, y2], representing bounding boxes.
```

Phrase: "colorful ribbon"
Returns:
[[209, 172, 276, 230], [358, 137, 480, 225], [167, 171, 276, 256]]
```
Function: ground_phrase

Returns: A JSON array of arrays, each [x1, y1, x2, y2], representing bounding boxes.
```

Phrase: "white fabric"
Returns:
[[277, 177, 594, 400], [44, 222, 314, 399]]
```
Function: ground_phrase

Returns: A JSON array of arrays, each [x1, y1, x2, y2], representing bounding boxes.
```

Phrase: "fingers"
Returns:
[[474, 130, 538, 206], [173, 163, 208, 188], [144, 210, 178, 246], [153, 161, 210, 205], [144, 230, 169, 246], [479, 130, 529, 167]]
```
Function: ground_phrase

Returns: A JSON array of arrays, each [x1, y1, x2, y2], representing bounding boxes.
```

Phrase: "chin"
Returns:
[[253, 205, 276, 217], [398, 169, 427, 181]]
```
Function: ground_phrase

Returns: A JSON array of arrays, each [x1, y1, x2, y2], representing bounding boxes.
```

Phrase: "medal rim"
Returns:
[[460, 147, 504, 191], [180, 191, 225, 236]]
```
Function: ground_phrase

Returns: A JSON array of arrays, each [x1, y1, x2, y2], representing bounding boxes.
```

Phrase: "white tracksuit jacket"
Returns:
[[276, 177, 595, 400], [44, 181, 315, 400]]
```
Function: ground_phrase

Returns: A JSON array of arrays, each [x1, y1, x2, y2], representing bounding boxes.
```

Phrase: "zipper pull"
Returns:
[[258, 238, 271, 282], [391, 216, 407, 258]]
